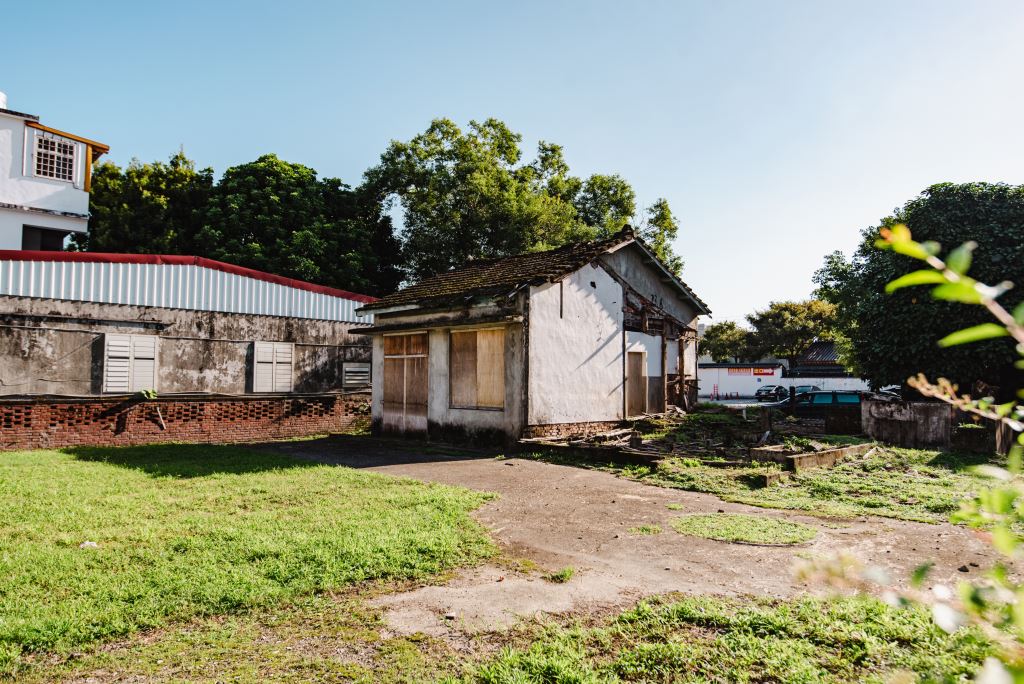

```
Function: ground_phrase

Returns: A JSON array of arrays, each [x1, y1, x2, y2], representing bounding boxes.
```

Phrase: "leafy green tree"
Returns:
[[640, 198, 683, 275], [75, 152, 213, 253], [816, 183, 1024, 392], [699, 321, 752, 362], [746, 300, 837, 368], [573, 173, 636, 235], [198, 154, 401, 295], [362, 117, 682, 281], [806, 226, 1024, 681]]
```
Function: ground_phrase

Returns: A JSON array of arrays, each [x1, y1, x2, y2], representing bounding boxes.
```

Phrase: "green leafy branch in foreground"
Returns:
[[802, 224, 1024, 683]]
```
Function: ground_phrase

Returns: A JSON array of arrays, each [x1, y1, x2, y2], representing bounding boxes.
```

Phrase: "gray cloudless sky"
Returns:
[[5, 0, 1023, 321]]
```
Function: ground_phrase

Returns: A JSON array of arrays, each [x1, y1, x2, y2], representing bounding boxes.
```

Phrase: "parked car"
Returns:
[[770, 390, 864, 418], [754, 384, 788, 402], [793, 384, 821, 395]]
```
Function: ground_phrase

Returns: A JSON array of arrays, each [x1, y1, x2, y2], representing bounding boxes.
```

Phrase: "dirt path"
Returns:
[[273, 437, 997, 636]]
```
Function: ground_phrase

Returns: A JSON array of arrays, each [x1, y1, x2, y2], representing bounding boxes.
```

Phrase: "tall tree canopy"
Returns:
[[814, 182, 1024, 391], [745, 300, 837, 368], [74, 152, 213, 253], [83, 117, 684, 295], [362, 118, 683, 281], [699, 321, 753, 363], [197, 154, 402, 295]]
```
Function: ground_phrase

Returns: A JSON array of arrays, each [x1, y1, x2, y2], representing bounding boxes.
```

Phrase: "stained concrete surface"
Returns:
[[271, 437, 1001, 636]]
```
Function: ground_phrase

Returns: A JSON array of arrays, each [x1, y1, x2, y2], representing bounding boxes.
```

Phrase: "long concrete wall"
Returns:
[[0, 296, 370, 396], [697, 364, 870, 398], [528, 263, 624, 424]]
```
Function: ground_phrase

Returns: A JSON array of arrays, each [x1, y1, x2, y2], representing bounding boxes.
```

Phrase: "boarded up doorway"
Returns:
[[626, 351, 647, 417], [382, 333, 428, 434]]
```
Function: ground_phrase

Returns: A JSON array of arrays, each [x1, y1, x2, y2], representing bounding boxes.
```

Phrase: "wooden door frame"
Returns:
[[625, 349, 648, 418]]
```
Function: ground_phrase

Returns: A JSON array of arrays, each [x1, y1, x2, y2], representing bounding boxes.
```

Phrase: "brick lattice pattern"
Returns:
[[0, 394, 369, 450]]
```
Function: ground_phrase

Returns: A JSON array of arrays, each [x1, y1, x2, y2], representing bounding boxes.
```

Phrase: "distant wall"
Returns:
[[0, 393, 370, 451], [0, 296, 370, 396], [698, 365, 869, 398], [862, 399, 953, 448]]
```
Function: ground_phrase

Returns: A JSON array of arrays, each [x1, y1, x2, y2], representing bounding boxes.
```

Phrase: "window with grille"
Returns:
[[103, 335, 158, 393], [253, 342, 294, 392], [34, 134, 76, 182], [449, 328, 505, 409], [343, 362, 371, 389]]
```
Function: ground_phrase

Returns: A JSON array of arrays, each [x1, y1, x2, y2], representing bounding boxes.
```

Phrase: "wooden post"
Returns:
[[661, 329, 668, 412]]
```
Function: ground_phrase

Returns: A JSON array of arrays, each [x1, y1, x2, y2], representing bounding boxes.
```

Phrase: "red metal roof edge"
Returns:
[[0, 251, 379, 303]]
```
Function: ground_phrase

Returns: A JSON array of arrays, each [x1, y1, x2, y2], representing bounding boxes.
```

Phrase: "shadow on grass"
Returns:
[[65, 443, 319, 478], [926, 448, 1003, 472], [264, 434, 504, 469]]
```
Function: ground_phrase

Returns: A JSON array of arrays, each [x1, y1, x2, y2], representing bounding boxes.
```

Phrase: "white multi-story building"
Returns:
[[0, 91, 109, 250]]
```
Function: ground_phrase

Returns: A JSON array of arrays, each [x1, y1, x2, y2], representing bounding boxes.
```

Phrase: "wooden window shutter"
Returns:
[[449, 328, 504, 409], [103, 334, 158, 393], [131, 335, 158, 392], [253, 342, 275, 392], [273, 343, 293, 392], [253, 342, 293, 393], [103, 334, 132, 393]]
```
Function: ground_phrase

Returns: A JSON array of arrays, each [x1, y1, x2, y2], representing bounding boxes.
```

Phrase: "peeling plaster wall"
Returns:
[[528, 263, 624, 425], [0, 296, 369, 396], [600, 244, 698, 324]]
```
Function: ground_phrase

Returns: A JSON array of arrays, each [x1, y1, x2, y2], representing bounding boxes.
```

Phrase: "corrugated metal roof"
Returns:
[[0, 252, 375, 323]]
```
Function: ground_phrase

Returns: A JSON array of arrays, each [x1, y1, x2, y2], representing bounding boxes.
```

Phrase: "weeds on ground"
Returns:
[[452, 595, 991, 683], [544, 567, 575, 584], [0, 445, 495, 675], [529, 445, 1000, 522], [627, 525, 662, 535], [671, 513, 817, 545]]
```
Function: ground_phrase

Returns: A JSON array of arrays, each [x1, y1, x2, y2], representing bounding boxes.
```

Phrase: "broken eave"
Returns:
[[351, 313, 524, 335]]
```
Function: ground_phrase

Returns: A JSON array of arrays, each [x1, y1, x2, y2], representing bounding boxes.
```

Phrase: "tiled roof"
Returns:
[[798, 340, 840, 365], [360, 228, 710, 314]]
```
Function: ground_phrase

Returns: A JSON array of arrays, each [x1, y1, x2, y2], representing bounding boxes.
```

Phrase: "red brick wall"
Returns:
[[522, 421, 624, 440], [0, 394, 370, 451]]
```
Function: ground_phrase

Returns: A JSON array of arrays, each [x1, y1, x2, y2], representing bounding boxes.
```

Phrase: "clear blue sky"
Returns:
[[5, 1, 1023, 321]]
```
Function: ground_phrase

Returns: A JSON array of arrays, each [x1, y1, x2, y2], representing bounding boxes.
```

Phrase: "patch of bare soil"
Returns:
[[276, 437, 1000, 637]]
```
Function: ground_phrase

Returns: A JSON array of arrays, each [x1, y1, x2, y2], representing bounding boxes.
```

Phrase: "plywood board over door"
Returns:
[[626, 351, 647, 417], [382, 333, 428, 434]]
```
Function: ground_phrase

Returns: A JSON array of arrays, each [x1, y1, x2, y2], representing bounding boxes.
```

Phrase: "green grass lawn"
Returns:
[[671, 513, 817, 545], [532, 445, 999, 523], [455, 595, 990, 684], [20, 590, 991, 683], [0, 444, 494, 676]]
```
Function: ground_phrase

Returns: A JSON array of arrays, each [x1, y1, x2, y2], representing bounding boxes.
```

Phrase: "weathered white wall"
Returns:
[[0, 211, 85, 249], [626, 331, 661, 376], [666, 339, 679, 375], [0, 114, 90, 245], [528, 263, 624, 424], [600, 243, 698, 323]]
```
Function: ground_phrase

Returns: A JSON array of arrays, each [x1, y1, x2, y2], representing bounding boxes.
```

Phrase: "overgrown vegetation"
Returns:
[[628, 524, 662, 535], [532, 445, 999, 523], [455, 595, 990, 683], [0, 445, 494, 676], [671, 513, 817, 545]]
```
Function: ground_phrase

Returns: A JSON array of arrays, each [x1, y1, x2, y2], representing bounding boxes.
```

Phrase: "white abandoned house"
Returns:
[[355, 227, 709, 441]]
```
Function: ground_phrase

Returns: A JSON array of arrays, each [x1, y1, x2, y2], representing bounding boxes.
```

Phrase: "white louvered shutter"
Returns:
[[253, 342, 275, 392], [131, 336, 157, 391], [104, 334, 132, 393], [273, 343, 293, 392]]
